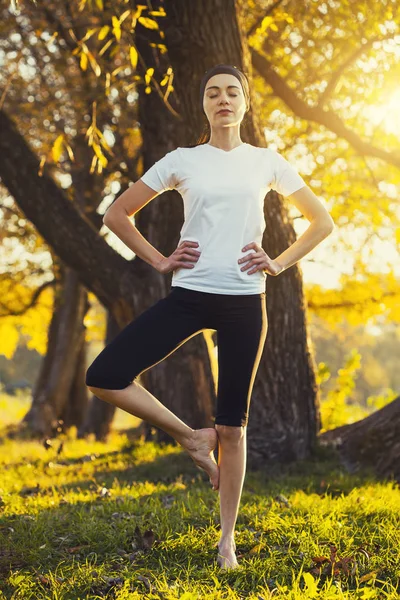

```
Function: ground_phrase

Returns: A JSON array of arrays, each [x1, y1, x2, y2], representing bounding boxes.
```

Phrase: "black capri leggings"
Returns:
[[85, 285, 268, 427]]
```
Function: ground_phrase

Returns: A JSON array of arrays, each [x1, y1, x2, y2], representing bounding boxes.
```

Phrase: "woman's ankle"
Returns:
[[218, 536, 236, 550]]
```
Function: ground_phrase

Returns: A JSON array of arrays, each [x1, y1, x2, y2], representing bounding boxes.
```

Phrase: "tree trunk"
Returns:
[[62, 332, 89, 431], [319, 396, 400, 482], [78, 310, 119, 441], [245, 192, 321, 469], [23, 260, 90, 436]]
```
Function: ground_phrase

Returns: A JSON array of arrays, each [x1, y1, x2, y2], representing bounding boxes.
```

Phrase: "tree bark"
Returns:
[[319, 396, 400, 483], [78, 310, 119, 441], [22, 260, 90, 436]]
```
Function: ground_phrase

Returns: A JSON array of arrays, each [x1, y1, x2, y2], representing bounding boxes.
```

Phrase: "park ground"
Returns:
[[0, 392, 399, 599]]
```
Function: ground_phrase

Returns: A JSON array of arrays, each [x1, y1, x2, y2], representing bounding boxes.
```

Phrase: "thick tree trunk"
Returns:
[[22, 261, 90, 436], [62, 335, 89, 430], [246, 192, 321, 469], [319, 396, 400, 482]]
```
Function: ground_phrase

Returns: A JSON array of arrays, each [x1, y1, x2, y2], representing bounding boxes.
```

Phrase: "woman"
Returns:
[[86, 64, 334, 570]]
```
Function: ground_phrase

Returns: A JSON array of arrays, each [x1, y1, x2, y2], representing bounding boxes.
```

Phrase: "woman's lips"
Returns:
[[218, 110, 232, 114]]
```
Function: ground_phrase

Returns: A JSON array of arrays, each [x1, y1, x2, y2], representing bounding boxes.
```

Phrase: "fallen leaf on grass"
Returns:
[[310, 544, 362, 578], [66, 545, 90, 553], [359, 570, 380, 583], [142, 529, 155, 550], [249, 543, 264, 555], [132, 524, 155, 551]]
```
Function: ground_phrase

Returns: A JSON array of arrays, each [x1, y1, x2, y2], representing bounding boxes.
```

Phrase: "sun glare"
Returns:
[[363, 88, 400, 136]]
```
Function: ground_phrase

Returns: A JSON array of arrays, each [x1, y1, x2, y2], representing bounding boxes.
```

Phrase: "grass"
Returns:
[[0, 393, 399, 599]]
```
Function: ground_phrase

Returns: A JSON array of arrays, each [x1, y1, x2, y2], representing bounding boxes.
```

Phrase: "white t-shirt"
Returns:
[[140, 142, 306, 295]]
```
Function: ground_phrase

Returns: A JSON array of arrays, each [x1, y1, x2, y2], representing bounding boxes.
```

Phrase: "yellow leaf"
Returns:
[[249, 543, 263, 555], [359, 570, 379, 583], [129, 45, 138, 70], [111, 66, 125, 77], [138, 16, 159, 30], [64, 141, 75, 162], [51, 134, 64, 163], [99, 39, 113, 56], [119, 9, 130, 23], [80, 51, 88, 71], [260, 16, 274, 31], [98, 25, 110, 40], [148, 10, 166, 17], [82, 28, 98, 42], [112, 16, 121, 41], [90, 155, 97, 174], [87, 52, 101, 77], [95, 0, 103, 9]]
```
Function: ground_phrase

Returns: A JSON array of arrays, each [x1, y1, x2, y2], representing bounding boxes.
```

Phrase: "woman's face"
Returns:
[[203, 73, 247, 129]]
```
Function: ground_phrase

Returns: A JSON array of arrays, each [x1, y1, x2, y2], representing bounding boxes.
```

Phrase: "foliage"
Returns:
[[317, 349, 397, 433]]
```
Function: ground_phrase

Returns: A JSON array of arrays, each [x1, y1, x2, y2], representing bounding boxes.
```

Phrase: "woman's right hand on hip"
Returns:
[[157, 240, 201, 274]]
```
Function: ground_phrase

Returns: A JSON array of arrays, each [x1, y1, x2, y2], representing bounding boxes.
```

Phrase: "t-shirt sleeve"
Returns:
[[140, 149, 179, 193], [268, 149, 307, 196]]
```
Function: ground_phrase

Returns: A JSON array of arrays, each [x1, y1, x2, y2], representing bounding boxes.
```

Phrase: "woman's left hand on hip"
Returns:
[[238, 242, 284, 276]]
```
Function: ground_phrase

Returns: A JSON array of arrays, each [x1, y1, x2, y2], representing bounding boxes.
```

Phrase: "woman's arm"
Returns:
[[274, 185, 335, 272], [103, 179, 166, 271]]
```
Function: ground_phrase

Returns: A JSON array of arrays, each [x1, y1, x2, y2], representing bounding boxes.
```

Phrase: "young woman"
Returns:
[[86, 64, 334, 570]]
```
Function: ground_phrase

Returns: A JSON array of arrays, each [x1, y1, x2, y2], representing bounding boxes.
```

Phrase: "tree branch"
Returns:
[[251, 50, 400, 169]]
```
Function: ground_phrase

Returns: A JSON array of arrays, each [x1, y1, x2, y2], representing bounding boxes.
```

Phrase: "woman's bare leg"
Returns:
[[87, 381, 220, 490], [214, 424, 246, 569]]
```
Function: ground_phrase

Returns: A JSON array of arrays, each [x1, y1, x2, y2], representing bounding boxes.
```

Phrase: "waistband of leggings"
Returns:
[[171, 285, 265, 299]]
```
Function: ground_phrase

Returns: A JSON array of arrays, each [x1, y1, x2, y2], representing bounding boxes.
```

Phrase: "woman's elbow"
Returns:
[[103, 206, 125, 225], [320, 216, 335, 235]]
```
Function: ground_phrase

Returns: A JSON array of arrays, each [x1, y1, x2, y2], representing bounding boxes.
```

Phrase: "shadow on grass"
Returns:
[[1, 437, 398, 598]]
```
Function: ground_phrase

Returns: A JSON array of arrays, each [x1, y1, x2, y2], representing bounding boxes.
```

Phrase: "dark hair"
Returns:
[[186, 64, 251, 148]]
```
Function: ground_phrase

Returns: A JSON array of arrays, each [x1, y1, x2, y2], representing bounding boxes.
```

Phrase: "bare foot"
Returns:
[[217, 541, 239, 570], [183, 428, 219, 491]]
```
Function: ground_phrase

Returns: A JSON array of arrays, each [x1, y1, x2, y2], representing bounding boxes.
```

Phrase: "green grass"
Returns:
[[0, 394, 399, 599]]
